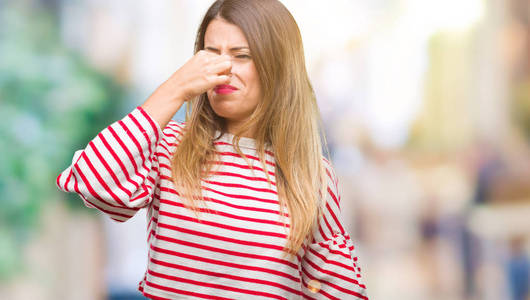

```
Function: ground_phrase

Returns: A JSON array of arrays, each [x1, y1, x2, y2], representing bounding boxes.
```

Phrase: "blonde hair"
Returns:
[[171, 0, 328, 260]]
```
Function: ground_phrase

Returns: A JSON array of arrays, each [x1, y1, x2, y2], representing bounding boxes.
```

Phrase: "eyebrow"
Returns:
[[204, 46, 250, 52]]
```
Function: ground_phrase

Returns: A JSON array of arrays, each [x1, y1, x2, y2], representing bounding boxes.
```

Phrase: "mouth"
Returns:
[[214, 84, 238, 94]]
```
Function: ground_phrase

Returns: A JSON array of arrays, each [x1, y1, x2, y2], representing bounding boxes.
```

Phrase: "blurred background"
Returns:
[[1, 0, 529, 299]]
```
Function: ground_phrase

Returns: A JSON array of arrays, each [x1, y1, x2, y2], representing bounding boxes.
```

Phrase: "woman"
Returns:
[[56, 0, 368, 299]]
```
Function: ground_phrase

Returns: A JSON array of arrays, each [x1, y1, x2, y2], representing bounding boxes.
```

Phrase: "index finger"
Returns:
[[207, 53, 231, 63]]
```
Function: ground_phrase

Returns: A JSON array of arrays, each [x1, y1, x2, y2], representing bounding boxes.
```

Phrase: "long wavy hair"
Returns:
[[171, 0, 329, 260]]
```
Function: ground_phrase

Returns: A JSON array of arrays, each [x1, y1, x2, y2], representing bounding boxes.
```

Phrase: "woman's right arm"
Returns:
[[141, 50, 233, 128], [56, 106, 166, 222], [56, 50, 232, 222]]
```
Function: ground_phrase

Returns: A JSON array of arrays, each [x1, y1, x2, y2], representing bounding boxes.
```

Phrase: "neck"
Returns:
[[225, 119, 255, 139]]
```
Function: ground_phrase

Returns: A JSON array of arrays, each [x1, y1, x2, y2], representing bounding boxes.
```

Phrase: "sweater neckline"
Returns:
[[214, 131, 257, 149]]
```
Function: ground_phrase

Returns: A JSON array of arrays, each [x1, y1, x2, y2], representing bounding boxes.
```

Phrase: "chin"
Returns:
[[211, 107, 251, 123], [210, 98, 237, 116], [208, 94, 256, 123], [212, 108, 245, 121]]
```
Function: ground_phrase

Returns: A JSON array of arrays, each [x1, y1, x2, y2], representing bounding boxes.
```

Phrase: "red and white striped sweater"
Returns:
[[56, 106, 368, 300]]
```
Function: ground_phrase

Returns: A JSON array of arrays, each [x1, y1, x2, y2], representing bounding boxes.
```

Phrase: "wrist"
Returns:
[[141, 91, 185, 129]]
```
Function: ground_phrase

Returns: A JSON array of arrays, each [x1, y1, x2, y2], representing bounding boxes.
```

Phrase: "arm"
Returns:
[[56, 50, 232, 222], [300, 160, 369, 299], [56, 106, 164, 222]]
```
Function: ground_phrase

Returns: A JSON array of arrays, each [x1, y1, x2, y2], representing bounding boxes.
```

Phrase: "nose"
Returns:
[[219, 66, 232, 76], [218, 54, 233, 76]]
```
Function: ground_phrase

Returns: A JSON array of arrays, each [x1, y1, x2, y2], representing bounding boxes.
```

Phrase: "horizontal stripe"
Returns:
[[215, 151, 276, 167], [159, 185, 281, 205], [157, 210, 288, 238], [144, 278, 233, 300], [209, 161, 276, 177], [156, 191, 288, 217], [214, 140, 275, 157], [159, 198, 289, 227], [154, 219, 292, 253]]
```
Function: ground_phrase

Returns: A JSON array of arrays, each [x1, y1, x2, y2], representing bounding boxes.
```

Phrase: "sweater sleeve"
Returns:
[[300, 160, 368, 299], [55, 106, 164, 222]]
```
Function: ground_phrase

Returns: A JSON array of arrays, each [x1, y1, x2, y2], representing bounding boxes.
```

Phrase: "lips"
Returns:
[[214, 84, 238, 94]]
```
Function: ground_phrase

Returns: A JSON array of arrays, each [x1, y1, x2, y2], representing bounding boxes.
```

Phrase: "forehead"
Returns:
[[204, 18, 249, 47]]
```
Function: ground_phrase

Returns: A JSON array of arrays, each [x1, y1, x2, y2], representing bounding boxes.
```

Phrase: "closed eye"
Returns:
[[235, 55, 251, 59]]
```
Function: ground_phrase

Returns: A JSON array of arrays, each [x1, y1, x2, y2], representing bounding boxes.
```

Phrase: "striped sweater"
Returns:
[[56, 106, 368, 300]]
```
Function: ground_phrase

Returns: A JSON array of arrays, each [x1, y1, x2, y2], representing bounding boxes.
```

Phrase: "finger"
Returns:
[[211, 75, 231, 86], [218, 54, 231, 61], [207, 53, 231, 65], [206, 60, 232, 74], [197, 49, 211, 57], [198, 50, 219, 63]]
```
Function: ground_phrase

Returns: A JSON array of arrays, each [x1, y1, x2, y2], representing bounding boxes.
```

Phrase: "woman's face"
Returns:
[[204, 18, 262, 132]]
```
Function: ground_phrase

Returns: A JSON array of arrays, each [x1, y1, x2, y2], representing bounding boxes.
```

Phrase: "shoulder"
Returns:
[[133, 106, 186, 143], [321, 156, 341, 209], [322, 156, 339, 188], [152, 120, 186, 157], [163, 120, 186, 141]]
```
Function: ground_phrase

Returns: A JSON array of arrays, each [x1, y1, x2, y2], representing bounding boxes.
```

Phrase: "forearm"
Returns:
[[141, 87, 186, 129]]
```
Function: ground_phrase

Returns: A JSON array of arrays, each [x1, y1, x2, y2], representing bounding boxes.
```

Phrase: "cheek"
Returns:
[[233, 63, 258, 87], [240, 69, 260, 97]]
